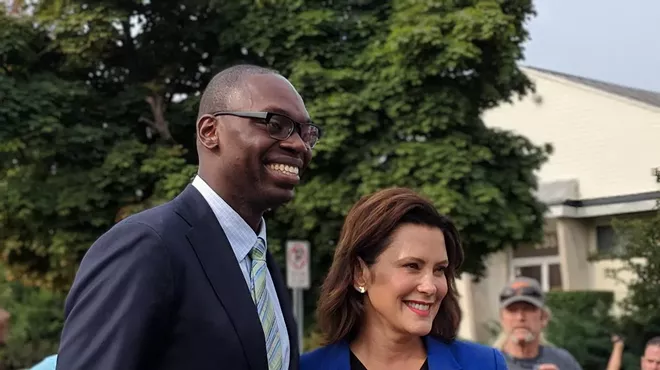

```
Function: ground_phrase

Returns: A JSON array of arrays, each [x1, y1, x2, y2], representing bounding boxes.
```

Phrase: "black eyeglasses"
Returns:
[[211, 111, 322, 149], [499, 286, 543, 302]]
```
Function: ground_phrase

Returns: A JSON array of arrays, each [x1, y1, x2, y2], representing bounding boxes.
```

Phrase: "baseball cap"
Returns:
[[499, 276, 545, 309]]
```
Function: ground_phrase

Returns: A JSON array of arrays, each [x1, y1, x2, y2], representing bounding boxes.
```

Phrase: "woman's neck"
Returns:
[[350, 323, 426, 369]]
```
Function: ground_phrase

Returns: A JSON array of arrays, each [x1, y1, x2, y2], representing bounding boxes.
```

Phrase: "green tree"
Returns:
[[608, 210, 660, 368], [225, 0, 550, 306], [0, 0, 549, 307], [0, 264, 64, 369], [611, 212, 660, 323], [0, 4, 203, 290], [544, 291, 617, 370]]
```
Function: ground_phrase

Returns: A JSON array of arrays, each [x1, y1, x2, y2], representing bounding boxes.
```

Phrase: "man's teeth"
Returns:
[[406, 302, 431, 311], [267, 163, 300, 175]]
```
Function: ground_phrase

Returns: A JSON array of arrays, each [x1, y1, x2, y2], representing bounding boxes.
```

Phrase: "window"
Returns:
[[596, 225, 626, 254], [548, 263, 563, 291], [512, 231, 559, 258], [517, 265, 542, 284], [511, 256, 563, 292]]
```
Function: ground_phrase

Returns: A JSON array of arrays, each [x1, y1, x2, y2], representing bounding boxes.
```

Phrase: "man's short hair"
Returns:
[[197, 64, 278, 119], [647, 336, 660, 348]]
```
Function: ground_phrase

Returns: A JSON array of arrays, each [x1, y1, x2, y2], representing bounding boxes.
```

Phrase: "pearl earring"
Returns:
[[357, 286, 366, 294]]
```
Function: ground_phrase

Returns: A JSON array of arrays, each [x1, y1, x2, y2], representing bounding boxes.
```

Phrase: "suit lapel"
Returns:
[[175, 185, 268, 370], [425, 337, 462, 370], [334, 341, 353, 370], [267, 253, 299, 370], [325, 338, 460, 370]]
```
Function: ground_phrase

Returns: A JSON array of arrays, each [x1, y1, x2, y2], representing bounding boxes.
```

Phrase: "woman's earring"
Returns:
[[357, 286, 366, 294]]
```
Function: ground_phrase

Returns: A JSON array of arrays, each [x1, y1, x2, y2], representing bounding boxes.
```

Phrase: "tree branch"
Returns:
[[144, 94, 175, 143]]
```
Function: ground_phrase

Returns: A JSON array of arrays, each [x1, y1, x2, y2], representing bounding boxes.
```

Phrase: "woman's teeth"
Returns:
[[405, 302, 431, 311]]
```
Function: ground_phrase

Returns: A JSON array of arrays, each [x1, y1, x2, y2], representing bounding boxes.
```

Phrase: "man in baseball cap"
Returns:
[[493, 277, 583, 370]]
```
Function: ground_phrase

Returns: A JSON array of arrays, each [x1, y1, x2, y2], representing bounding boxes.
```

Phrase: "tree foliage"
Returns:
[[0, 0, 549, 312], [0, 6, 200, 290], [610, 212, 660, 323], [0, 264, 64, 369], [608, 210, 660, 368], [544, 291, 616, 370]]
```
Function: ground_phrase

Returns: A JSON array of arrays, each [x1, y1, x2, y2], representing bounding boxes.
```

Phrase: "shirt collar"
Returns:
[[191, 175, 267, 261]]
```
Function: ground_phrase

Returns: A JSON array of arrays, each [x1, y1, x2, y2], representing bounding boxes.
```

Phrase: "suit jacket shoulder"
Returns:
[[57, 187, 203, 370], [116, 196, 183, 237]]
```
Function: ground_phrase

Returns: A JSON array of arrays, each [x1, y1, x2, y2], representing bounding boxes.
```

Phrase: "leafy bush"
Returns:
[[545, 291, 615, 370], [303, 329, 325, 353], [608, 211, 660, 369], [0, 265, 63, 369], [609, 213, 660, 323], [544, 211, 660, 369], [615, 314, 660, 369]]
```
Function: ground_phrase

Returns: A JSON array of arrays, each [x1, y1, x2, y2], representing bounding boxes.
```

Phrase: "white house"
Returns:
[[456, 66, 660, 343]]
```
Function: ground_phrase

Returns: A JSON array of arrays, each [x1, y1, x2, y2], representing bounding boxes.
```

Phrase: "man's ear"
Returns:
[[197, 115, 219, 150], [540, 308, 551, 328]]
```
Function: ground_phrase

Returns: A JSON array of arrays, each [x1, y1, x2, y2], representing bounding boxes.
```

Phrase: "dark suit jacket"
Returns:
[[57, 185, 299, 370], [300, 336, 507, 370]]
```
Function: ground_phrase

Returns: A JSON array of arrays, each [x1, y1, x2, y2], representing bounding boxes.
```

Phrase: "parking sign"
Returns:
[[286, 240, 310, 289]]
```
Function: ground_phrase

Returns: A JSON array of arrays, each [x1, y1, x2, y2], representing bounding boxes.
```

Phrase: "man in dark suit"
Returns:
[[56, 64, 322, 370]]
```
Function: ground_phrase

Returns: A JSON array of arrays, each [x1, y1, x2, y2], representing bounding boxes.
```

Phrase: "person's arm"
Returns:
[[56, 221, 174, 370], [606, 335, 625, 370]]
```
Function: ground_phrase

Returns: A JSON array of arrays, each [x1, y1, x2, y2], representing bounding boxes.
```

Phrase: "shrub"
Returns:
[[0, 265, 63, 369], [544, 291, 616, 370], [302, 329, 325, 353]]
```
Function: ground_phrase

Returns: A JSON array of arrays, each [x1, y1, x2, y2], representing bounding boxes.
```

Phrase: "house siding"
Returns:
[[456, 67, 660, 343], [483, 67, 660, 199]]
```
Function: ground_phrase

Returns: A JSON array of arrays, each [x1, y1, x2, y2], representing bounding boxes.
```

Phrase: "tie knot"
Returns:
[[251, 237, 267, 261]]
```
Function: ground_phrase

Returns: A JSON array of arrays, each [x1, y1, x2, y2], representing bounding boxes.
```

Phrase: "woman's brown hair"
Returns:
[[316, 187, 465, 344]]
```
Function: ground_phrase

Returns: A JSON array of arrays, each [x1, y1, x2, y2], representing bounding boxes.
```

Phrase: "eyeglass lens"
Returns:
[[267, 115, 320, 148]]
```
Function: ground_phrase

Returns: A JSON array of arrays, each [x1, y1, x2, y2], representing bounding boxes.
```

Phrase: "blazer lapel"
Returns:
[[175, 185, 268, 370], [425, 337, 462, 370], [335, 341, 352, 370], [320, 338, 459, 370], [267, 253, 299, 370]]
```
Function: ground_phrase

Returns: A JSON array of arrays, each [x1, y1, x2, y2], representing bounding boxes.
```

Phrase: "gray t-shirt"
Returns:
[[503, 345, 583, 370]]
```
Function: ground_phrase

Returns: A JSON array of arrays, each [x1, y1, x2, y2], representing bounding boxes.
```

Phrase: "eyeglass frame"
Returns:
[[210, 111, 322, 148]]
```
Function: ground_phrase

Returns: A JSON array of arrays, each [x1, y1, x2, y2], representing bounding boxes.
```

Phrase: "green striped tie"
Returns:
[[250, 238, 283, 370]]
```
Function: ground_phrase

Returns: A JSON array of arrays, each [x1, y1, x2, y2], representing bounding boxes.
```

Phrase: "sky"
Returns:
[[522, 0, 660, 92]]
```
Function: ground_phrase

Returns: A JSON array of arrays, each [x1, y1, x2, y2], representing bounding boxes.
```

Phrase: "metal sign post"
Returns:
[[286, 240, 310, 353]]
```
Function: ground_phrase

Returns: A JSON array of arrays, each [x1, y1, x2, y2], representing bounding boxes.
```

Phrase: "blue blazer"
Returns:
[[301, 336, 507, 370], [56, 185, 299, 370]]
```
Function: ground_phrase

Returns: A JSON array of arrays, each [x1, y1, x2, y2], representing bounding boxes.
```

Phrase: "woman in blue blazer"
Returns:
[[301, 188, 507, 370]]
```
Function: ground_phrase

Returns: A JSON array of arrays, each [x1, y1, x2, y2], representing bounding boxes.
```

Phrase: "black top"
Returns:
[[350, 351, 429, 370]]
